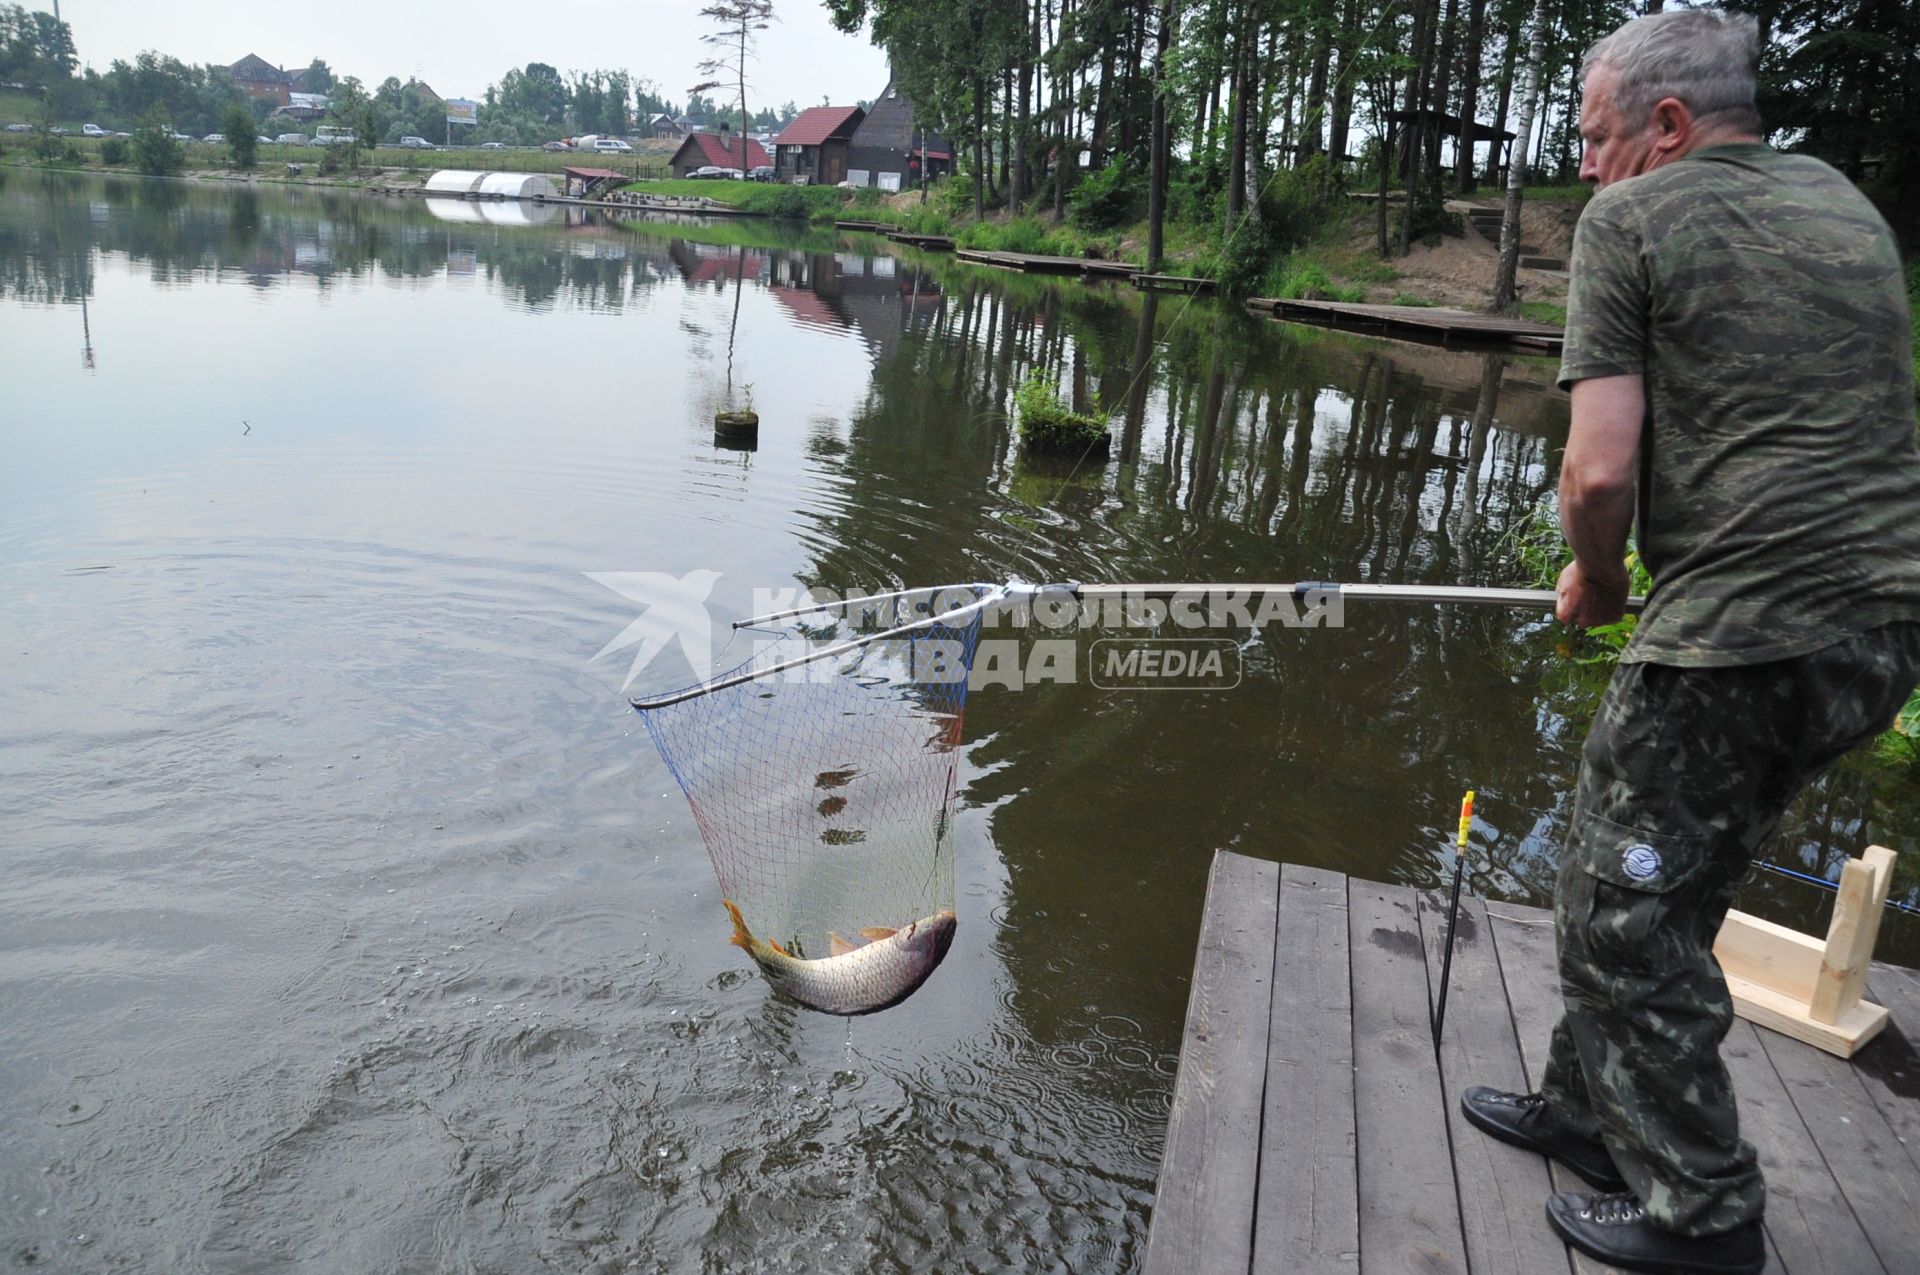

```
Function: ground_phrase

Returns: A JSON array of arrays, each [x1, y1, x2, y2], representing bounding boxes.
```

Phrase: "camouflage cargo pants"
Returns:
[[1542, 621, 1920, 1237]]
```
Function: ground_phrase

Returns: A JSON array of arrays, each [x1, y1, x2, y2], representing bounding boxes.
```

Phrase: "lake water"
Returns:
[[3, 168, 1914, 1273]]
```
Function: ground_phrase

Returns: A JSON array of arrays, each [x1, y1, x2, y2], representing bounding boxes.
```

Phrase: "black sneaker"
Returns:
[[1459, 1086, 1628, 1191], [1546, 1191, 1765, 1275]]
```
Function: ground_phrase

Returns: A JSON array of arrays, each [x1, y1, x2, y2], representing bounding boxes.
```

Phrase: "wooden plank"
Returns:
[[1716, 909, 1826, 1005], [1254, 864, 1360, 1271], [1761, 1022, 1920, 1272], [1419, 891, 1572, 1275], [1483, 901, 1636, 1275], [1143, 850, 1279, 1275], [1860, 964, 1920, 1178], [1348, 880, 1467, 1274], [1811, 847, 1896, 1025], [1720, 1016, 1884, 1274], [1724, 968, 1889, 1057]]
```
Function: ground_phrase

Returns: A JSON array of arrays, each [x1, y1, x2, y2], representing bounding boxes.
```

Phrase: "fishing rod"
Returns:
[[729, 579, 1649, 628], [1432, 789, 1475, 1054], [630, 579, 1646, 710]]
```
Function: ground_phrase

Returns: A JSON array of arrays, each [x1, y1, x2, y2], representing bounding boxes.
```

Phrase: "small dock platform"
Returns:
[[1144, 852, 1920, 1275], [834, 218, 893, 232], [1133, 272, 1218, 296], [886, 231, 956, 250], [1249, 297, 1564, 354], [953, 247, 1138, 279]]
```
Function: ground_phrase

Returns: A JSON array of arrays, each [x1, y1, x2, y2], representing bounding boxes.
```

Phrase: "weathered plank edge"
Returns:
[[1253, 862, 1360, 1271], [1142, 849, 1280, 1275]]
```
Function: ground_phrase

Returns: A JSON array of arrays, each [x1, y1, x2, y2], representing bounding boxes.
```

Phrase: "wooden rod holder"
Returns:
[[1714, 846, 1896, 1058]]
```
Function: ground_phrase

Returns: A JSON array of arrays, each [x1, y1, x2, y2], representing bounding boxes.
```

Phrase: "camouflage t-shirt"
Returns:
[[1558, 142, 1920, 666]]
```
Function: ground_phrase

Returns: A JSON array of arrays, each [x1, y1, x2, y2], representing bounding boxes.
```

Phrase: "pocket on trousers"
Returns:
[[1572, 811, 1707, 967]]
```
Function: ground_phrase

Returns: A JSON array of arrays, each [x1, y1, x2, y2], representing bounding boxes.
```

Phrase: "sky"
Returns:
[[51, 1, 892, 115]]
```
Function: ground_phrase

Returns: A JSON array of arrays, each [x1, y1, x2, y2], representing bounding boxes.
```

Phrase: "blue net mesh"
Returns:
[[634, 593, 987, 963]]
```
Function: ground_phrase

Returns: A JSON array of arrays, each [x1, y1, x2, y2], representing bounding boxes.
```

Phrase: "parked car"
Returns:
[[590, 137, 633, 153], [82, 123, 108, 137], [170, 131, 193, 142], [479, 141, 507, 149], [2, 122, 30, 133], [313, 125, 355, 146], [275, 132, 310, 146], [748, 165, 775, 182], [256, 135, 274, 145], [48, 125, 68, 135], [203, 132, 225, 144], [542, 140, 570, 151], [689, 165, 725, 179], [399, 135, 434, 150]]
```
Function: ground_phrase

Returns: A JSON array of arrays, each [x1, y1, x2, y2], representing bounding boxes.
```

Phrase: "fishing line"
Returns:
[[1753, 859, 1920, 918]]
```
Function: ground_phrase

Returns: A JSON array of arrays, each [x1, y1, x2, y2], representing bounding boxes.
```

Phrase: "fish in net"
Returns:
[[632, 586, 1000, 1015]]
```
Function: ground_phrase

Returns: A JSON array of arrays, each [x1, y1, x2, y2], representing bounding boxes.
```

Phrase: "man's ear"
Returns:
[[1648, 97, 1691, 156]]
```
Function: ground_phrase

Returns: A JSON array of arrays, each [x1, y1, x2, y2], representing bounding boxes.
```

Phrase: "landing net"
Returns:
[[633, 587, 994, 965]]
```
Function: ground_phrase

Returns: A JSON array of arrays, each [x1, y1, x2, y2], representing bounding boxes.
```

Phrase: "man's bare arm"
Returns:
[[1557, 374, 1643, 627]]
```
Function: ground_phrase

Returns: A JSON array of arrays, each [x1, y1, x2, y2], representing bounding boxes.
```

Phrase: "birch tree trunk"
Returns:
[[1493, 0, 1547, 312]]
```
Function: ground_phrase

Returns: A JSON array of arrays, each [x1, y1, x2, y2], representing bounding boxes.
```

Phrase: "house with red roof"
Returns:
[[668, 130, 772, 178], [773, 105, 865, 185]]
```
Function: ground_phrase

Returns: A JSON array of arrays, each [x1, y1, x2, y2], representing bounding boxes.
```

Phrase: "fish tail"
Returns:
[[722, 898, 754, 951]]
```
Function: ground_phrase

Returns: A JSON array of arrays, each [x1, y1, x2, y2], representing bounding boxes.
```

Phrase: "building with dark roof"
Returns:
[[773, 105, 865, 185], [228, 54, 291, 107], [845, 79, 951, 190], [668, 132, 772, 178]]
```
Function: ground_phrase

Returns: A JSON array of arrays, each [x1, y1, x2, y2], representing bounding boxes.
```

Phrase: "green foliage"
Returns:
[[1502, 504, 1654, 662], [1392, 293, 1437, 307], [1520, 300, 1569, 325], [1014, 372, 1108, 453], [317, 145, 341, 176], [1263, 256, 1364, 303], [131, 112, 182, 176], [1260, 155, 1343, 253], [98, 135, 127, 165], [1875, 685, 1920, 771], [734, 184, 839, 220], [955, 216, 1068, 254], [222, 103, 255, 169], [1068, 160, 1144, 232]]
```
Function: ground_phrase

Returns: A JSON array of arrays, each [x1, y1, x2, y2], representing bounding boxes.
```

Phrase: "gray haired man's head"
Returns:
[[1582, 8, 1762, 133]]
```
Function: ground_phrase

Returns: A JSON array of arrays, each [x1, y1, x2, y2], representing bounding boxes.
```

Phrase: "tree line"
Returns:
[[0, 7, 803, 147], [825, 0, 1919, 255]]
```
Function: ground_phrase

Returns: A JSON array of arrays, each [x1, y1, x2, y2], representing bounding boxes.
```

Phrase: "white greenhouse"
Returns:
[[424, 170, 559, 201], [423, 170, 489, 196]]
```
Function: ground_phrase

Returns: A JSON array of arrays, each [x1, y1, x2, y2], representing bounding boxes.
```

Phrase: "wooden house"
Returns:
[[228, 54, 291, 108], [845, 79, 952, 190], [773, 105, 865, 185], [668, 131, 771, 178]]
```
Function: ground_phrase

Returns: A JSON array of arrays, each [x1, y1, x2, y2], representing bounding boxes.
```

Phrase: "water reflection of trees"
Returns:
[[0, 173, 815, 314]]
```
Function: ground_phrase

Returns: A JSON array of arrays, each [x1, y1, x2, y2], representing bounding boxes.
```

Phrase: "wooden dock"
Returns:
[[1144, 853, 1920, 1275], [952, 247, 1139, 280], [1249, 297, 1565, 354], [834, 218, 893, 232], [886, 231, 956, 250], [1133, 272, 1219, 296]]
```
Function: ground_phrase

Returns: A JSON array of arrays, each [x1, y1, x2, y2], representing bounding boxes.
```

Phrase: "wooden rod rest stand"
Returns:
[[1713, 845, 1897, 1058]]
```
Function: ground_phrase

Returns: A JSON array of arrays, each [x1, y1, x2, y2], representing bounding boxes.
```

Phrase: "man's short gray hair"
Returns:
[[1582, 9, 1761, 133]]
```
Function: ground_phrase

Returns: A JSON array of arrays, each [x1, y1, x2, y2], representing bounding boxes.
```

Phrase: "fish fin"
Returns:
[[829, 932, 857, 956], [767, 938, 791, 957], [722, 899, 754, 951], [858, 926, 898, 941]]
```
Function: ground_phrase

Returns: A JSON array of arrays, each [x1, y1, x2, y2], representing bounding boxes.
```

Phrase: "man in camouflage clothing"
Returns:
[[1460, 10, 1920, 1273]]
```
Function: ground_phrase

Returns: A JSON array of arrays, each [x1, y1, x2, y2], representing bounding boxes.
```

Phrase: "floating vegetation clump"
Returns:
[[1014, 372, 1109, 457]]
